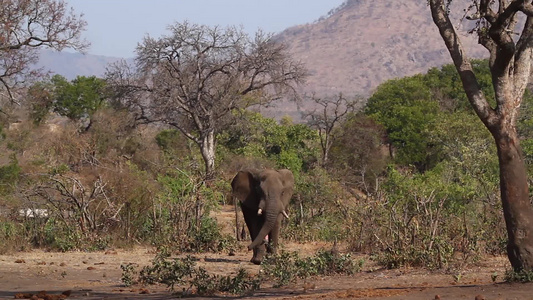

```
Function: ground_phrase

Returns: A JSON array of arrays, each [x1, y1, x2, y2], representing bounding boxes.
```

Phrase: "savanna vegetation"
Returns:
[[429, 0, 533, 274], [3, 0, 533, 296], [0, 58, 526, 269]]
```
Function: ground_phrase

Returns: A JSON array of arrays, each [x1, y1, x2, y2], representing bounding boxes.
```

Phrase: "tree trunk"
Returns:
[[322, 137, 330, 167], [200, 130, 216, 182], [494, 128, 533, 270], [429, 0, 533, 272]]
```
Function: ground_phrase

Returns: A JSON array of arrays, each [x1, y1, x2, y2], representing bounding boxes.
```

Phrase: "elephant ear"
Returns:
[[231, 171, 251, 200], [232, 169, 262, 205]]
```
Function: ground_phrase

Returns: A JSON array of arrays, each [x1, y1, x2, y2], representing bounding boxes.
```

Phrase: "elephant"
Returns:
[[257, 198, 289, 219], [231, 168, 294, 264]]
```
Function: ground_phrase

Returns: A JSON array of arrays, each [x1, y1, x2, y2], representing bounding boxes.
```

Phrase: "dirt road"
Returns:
[[1, 243, 532, 300]]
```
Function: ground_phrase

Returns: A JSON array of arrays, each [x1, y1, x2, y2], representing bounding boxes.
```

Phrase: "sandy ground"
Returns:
[[1, 205, 532, 299], [1, 244, 532, 300]]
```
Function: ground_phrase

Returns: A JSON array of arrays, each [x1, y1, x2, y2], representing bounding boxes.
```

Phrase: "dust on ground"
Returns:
[[0, 206, 531, 300]]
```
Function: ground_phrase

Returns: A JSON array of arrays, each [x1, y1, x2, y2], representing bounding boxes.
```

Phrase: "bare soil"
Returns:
[[1, 206, 532, 300]]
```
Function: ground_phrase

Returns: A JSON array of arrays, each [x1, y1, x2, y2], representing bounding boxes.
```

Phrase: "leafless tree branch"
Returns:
[[0, 0, 88, 104]]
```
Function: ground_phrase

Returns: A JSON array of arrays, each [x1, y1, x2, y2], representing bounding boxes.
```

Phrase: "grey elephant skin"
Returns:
[[231, 169, 294, 264]]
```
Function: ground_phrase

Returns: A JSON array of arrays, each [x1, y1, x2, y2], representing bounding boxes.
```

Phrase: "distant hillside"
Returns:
[[274, 0, 487, 115], [36, 0, 488, 118], [36, 50, 125, 80]]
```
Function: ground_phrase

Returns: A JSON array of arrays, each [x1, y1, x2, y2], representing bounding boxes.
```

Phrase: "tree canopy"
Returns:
[[107, 22, 306, 180], [365, 75, 438, 170], [429, 0, 533, 272], [0, 0, 88, 104]]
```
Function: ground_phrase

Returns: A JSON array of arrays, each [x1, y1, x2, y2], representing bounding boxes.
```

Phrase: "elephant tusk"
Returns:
[[282, 210, 289, 219], [257, 208, 263, 215]]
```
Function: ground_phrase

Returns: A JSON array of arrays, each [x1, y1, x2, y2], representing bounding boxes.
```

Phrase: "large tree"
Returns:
[[428, 0, 533, 271], [365, 76, 440, 171], [0, 0, 88, 104], [302, 93, 356, 167], [107, 22, 306, 181]]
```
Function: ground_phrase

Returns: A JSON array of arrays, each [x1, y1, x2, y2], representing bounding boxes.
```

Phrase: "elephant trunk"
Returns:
[[248, 205, 279, 250]]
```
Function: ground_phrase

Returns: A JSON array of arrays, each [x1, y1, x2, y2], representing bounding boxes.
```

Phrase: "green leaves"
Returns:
[[0, 155, 21, 195], [363, 59, 505, 172], [425, 59, 495, 112], [365, 75, 439, 169], [28, 75, 108, 123], [51, 75, 108, 120], [261, 250, 363, 287], [219, 111, 319, 174], [130, 253, 260, 295]]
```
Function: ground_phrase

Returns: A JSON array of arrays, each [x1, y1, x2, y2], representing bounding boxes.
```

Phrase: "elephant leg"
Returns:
[[241, 204, 267, 264], [240, 225, 247, 240], [267, 214, 284, 255]]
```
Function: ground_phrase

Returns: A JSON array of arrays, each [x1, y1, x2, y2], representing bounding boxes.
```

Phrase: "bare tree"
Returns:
[[107, 22, 306, 181], [0, 0, 88, 104], [429, 0, 533, 271], [302, 93, 356, 166]]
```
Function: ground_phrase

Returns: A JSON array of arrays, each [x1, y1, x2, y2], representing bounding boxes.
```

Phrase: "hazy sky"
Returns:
[[66, 0, 345, 58]]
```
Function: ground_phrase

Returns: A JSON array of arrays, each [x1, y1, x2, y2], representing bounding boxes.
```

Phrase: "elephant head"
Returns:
[[231, 168, 294, 263], [257, 198, 289, 219]]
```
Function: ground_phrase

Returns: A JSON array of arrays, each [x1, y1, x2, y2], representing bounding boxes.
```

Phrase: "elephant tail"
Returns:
[[248, 209, 279, 250]]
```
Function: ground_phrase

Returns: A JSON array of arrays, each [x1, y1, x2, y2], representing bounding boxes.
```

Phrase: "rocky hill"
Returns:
[[38, 0, 488, 118], [272, 0, 487, 116]]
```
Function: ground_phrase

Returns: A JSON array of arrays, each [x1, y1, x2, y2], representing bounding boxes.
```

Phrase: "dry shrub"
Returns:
[[0, 108, 163, 249]]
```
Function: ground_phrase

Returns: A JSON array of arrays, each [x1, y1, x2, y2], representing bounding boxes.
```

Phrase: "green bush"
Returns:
[[216, 268, 260, 295], [51, 75, 107, 120], [126, 249, 360, 295], [149, 172, 233, 253], [218, 111, 319, 173], [261, 250, 363, 287], [260, 251, 300, 287], [139, 253, 196, 290], [130, 252, 259, 296], [186, 216, 235, 253], [43, 219, 81, 252], [120, 263, 137, 287], [284, 168, 349, 242], [505, 268, 533, 282], [374, 241, 453, 270], [0, 221, 29, 253], [0, 155, 21, 195]]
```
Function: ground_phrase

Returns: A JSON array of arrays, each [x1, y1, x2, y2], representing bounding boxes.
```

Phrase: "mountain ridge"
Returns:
[[36, 50, 125, 80], [276, 0, 486, 99], [38, 0, 489, 118]]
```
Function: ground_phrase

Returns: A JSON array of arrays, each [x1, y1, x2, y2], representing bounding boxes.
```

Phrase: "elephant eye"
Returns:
[[255, 186, 265, 196]]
